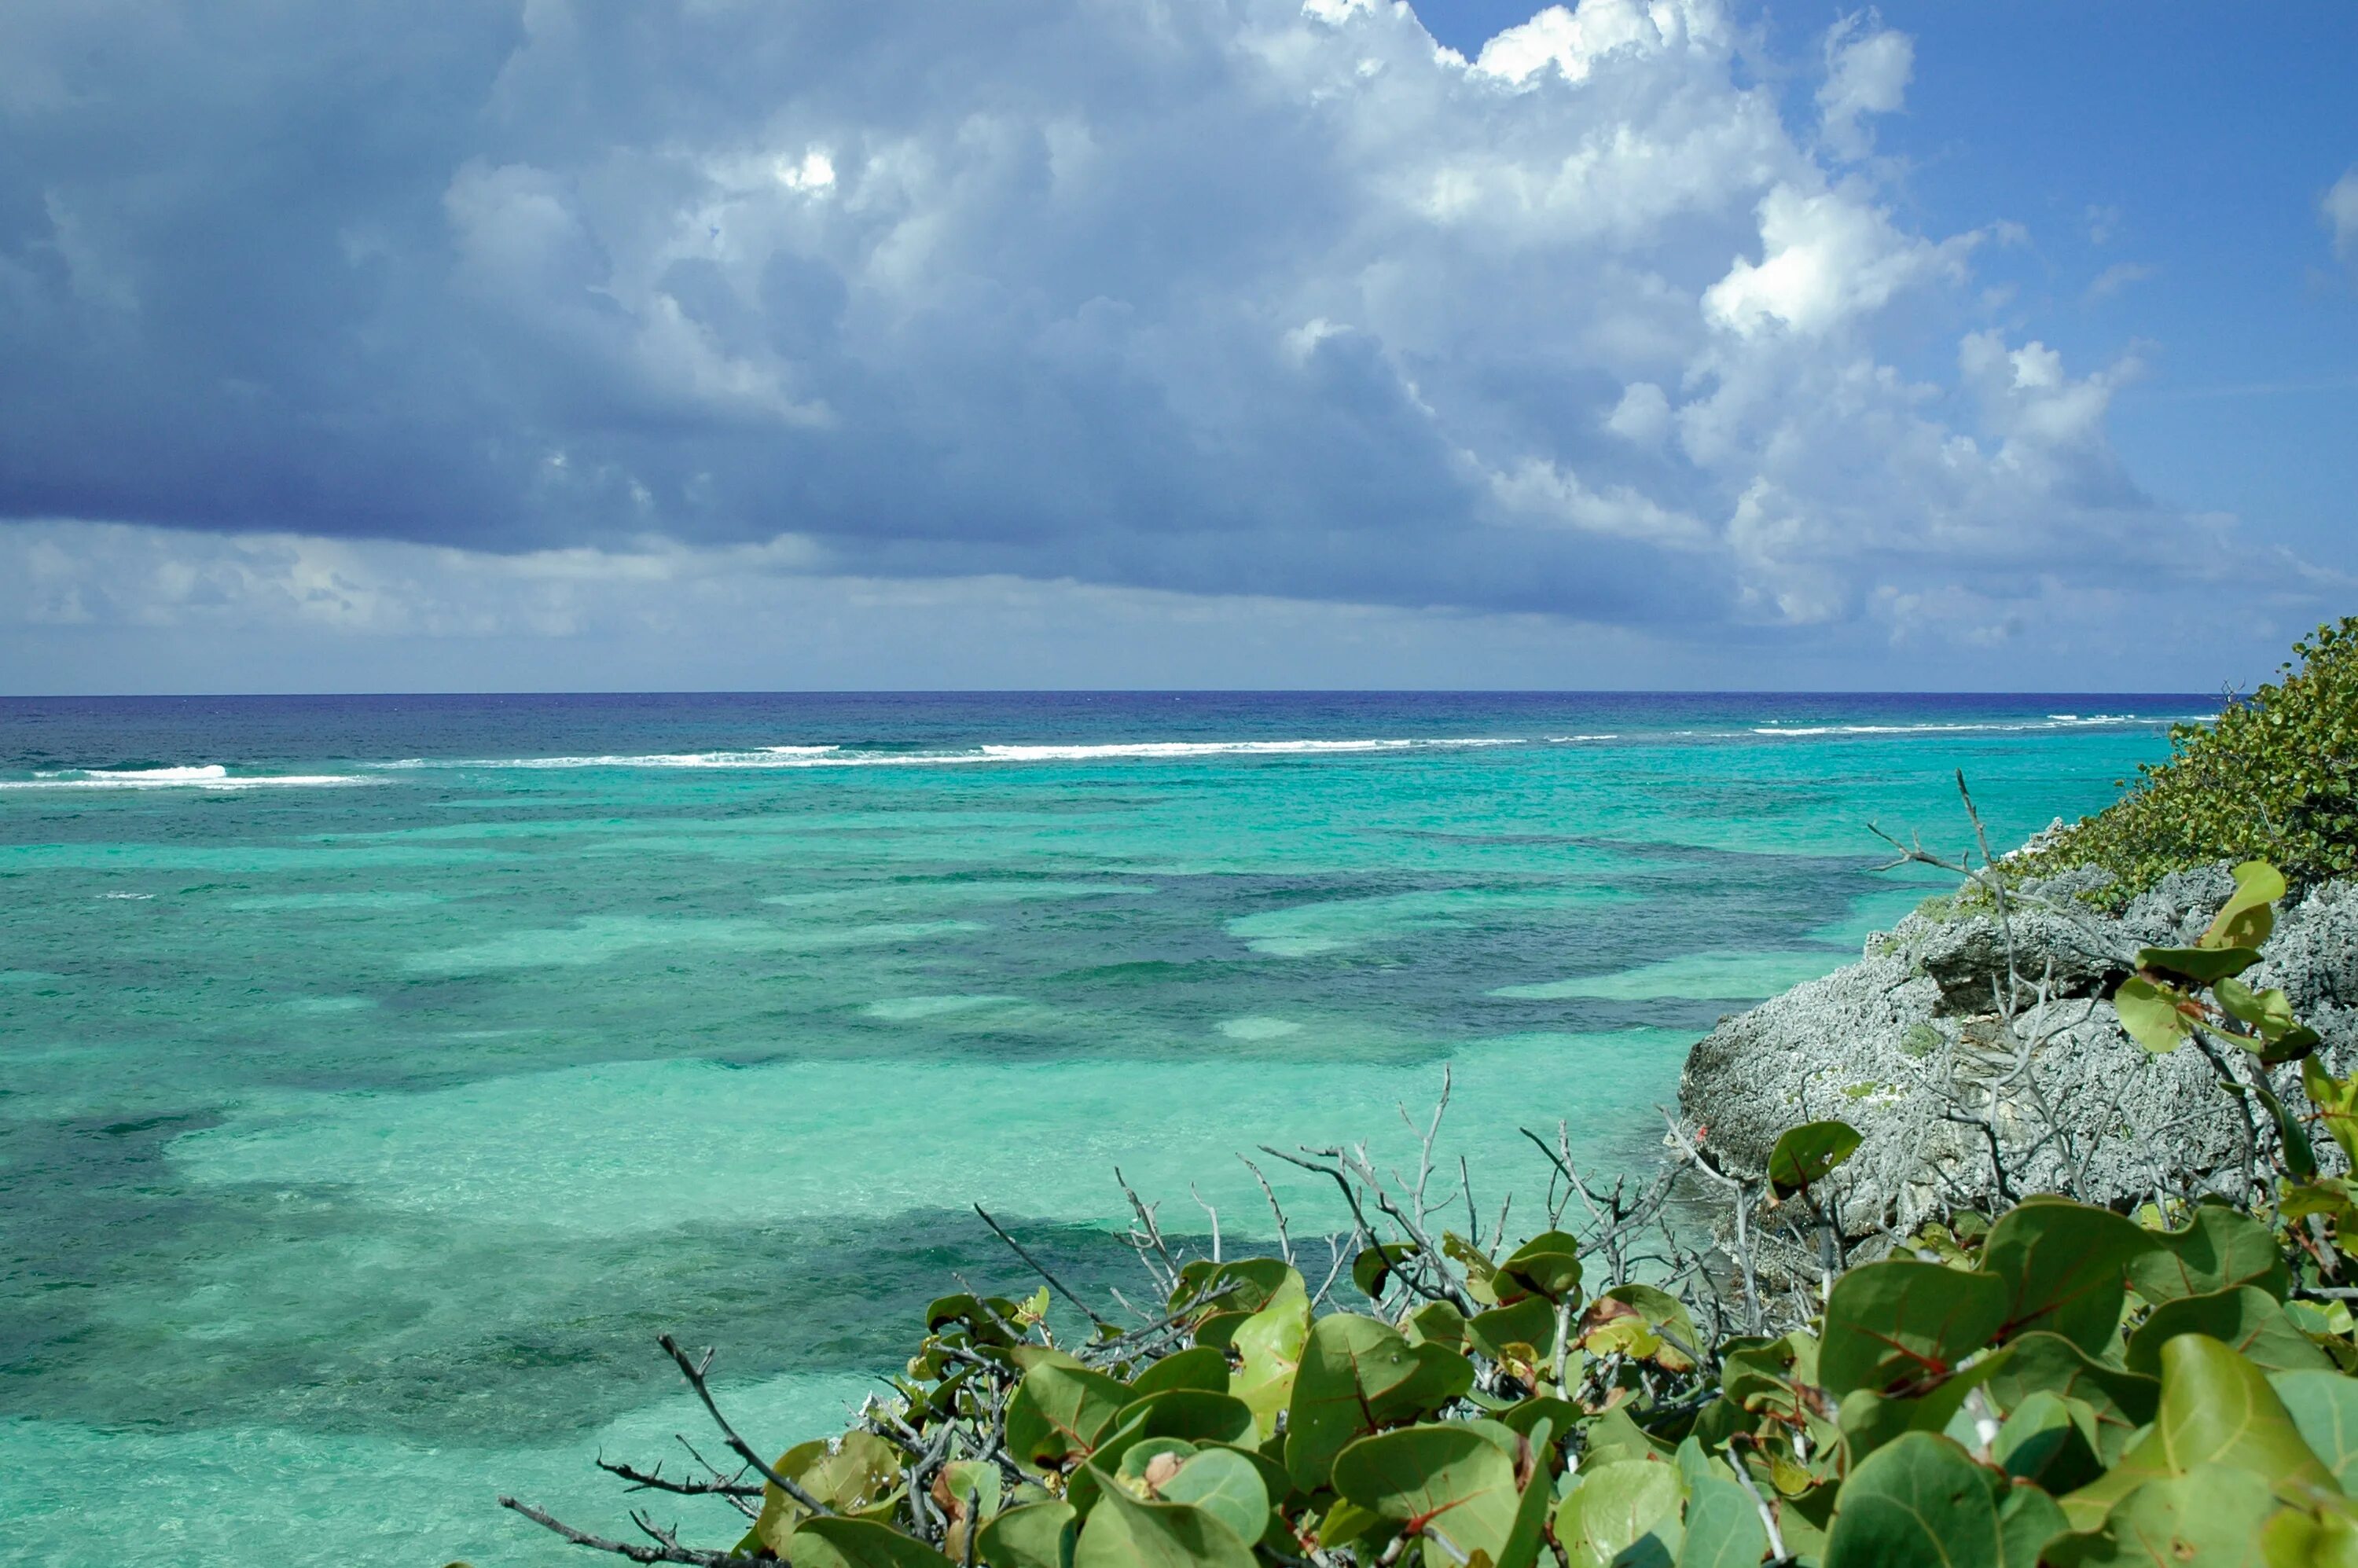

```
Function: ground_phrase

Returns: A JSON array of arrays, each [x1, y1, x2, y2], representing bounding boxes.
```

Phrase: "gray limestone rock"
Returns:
[[1677, 866, 2358, 1236]]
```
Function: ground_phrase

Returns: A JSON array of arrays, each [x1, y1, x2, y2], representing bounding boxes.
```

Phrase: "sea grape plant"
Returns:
[[496, 865, 2358, 1567]]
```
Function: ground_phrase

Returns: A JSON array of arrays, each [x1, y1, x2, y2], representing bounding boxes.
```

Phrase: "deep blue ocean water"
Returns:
[[0, 692, 2205, 1563]]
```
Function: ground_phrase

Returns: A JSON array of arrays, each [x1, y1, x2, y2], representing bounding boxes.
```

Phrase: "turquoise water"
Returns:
[[0, 692, 2198, 1563]]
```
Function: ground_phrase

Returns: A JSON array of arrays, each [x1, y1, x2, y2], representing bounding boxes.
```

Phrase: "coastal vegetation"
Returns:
[[497, 621, 2358, 1567], [2015, 615, 2358, 898]]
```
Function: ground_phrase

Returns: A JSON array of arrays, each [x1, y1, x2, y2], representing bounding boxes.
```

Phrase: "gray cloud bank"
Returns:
[[0, 0, 2338, 684]]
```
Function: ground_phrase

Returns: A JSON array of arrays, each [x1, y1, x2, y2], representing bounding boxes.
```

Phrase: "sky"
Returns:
[[1, 0, 2352, 694]]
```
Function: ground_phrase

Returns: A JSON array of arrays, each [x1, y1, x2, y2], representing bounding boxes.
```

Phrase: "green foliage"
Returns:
[[509, 861, 2358, 1568], [2013, 617, 2358, 896]]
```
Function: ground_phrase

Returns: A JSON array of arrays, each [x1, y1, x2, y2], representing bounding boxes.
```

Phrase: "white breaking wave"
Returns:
[[0, 765, 377, 791], [1546, 734, 1621, 742], [970, 738, 1517, 762], [1749, 714, 2193, 737], [366, 738, 1522, 770], [373, 746, 841, 770]]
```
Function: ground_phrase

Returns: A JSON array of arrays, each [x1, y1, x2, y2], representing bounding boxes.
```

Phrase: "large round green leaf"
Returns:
[[2204, 861, 2286, 950], [2064, 1332, 2339, 1532], [1006, 1353, 1134, 1473], [1979, 1199, 2156, 1353], [1115, 1390, 1260, 1448], [2134, 945, 2262, 985], [2128, 1204, 2290, 1304], [1982, 1332, 2159, 1464], [1156, 1449, 1270, 1548], [1333, 1424, 1528, 1568], [1822, 1432, 2003, 1568], [791, 1517, 956, 1568], [755, 1430, 907, 1552], [2270, 1370, 2358, 1489], [2114, 978, 2197, 1055], [1228, 1272, 1310, 1440], [2044, 1464, 2279, 1567], [2145, 1335, 2335, 1490], [1767, 1120, 1861, 1199], [1284, 1313, 1475, 1491], [1675, 1474, 1768, 1568], [1991, 1390, 2104, 1495], [1129, 1346, 1231, 1397], [1820, 1259, 2009, 1397], [1470, 1294, 1562, 1363], [1072, 1467, 1258, 1568], [1555, 1459, 1684, 1568], [2125, 1287, 2332, 1376], [978, 1502, 1075, 1568], [1498, 1231, 1584, 1304]]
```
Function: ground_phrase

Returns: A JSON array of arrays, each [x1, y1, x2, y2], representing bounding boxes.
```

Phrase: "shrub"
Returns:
[[2015, 615, 2358, 898]]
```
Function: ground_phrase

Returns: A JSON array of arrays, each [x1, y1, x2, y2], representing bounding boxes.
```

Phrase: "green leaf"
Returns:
[[1173, 1258, 1296, 1320], [1767, 1120, 1861, 1199], [2128, 1204, 2291, 1304], [1353, 1243, 1420, 1302], [1443, 1232, 1502, 1306], [1979, 1198, 2156, 1353], [2304, 1058, 2358, 1166], [756, 1432, 907, 1552], [1404, 1301, 1467, 1353], [1675, 1474, 1768, 1568], [2217, 977, 2298, 1036], [1072, 1467, 1257, 1568], [1995, 1480, 2070, 1568], [2063, 1331, 2339, 1532], [2114, 977, 2198, 1055], [1820, 1259, 2009, 1398], [2269, 1370, 2358, 1489], [791, 1518, 956, 1568], [2045, 1464, 2279, 1567], [1113, 1390, 1260, 1448], [1333, 1424, 1528, 1568], [1156, 1449, 1270, 1548], [2136, 945, 2263, 984], [2203, 861, 2286, 950], [1498, 1231, 1585, 1304], [1823, 1432, 2004, 1568], [1555, 1460, 1684, 1567], [1836, 1360, 1998, 1470], [1991, 1390, 2104, 1495], [1601, 1284, 1704, 1374], [1982, 1333, 2159, 1466], [1284, 1313, 1476, 1492], [1228, 1272, 1310, 1440], [2125, 1288, 2333, 1376], [978, 1502, 1076, 1568], [2147, 1332, 2330, 1486], [2257, 1084, 2320, 1178], [1470, 1294, 1563, 1364], [1129, 1346, 1232, 1397], [1005, 1354, 1136, 1472]]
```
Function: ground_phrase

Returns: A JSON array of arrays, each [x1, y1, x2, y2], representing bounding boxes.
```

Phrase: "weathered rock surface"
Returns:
[[1677, 866, 2358, 1234]]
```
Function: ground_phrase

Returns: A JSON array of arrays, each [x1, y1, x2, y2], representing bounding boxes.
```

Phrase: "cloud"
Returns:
[[0, 0, 2319, 671], [2085, 261, 2156, 299], [1817, 13, 1912, 160], [2327, 167, 2358, 264]]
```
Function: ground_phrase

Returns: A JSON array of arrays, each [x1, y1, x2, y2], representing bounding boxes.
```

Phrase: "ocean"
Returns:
[[0, 692, 2201, 1564]]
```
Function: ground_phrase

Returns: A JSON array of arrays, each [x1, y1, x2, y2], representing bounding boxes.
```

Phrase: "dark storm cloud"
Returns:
[[0, 0, 2263, 631]]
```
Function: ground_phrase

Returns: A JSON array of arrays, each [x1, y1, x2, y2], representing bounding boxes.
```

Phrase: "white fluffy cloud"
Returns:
[[1816, 13, 1913, 160], [0, 0, 2319, 676]]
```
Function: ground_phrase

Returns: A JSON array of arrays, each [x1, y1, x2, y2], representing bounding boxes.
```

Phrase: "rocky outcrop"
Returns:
[[1677, 867, 2358, 1235]]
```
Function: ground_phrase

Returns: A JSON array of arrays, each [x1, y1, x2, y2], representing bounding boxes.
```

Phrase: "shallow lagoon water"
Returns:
[[0, 692, 2201, 1564]]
